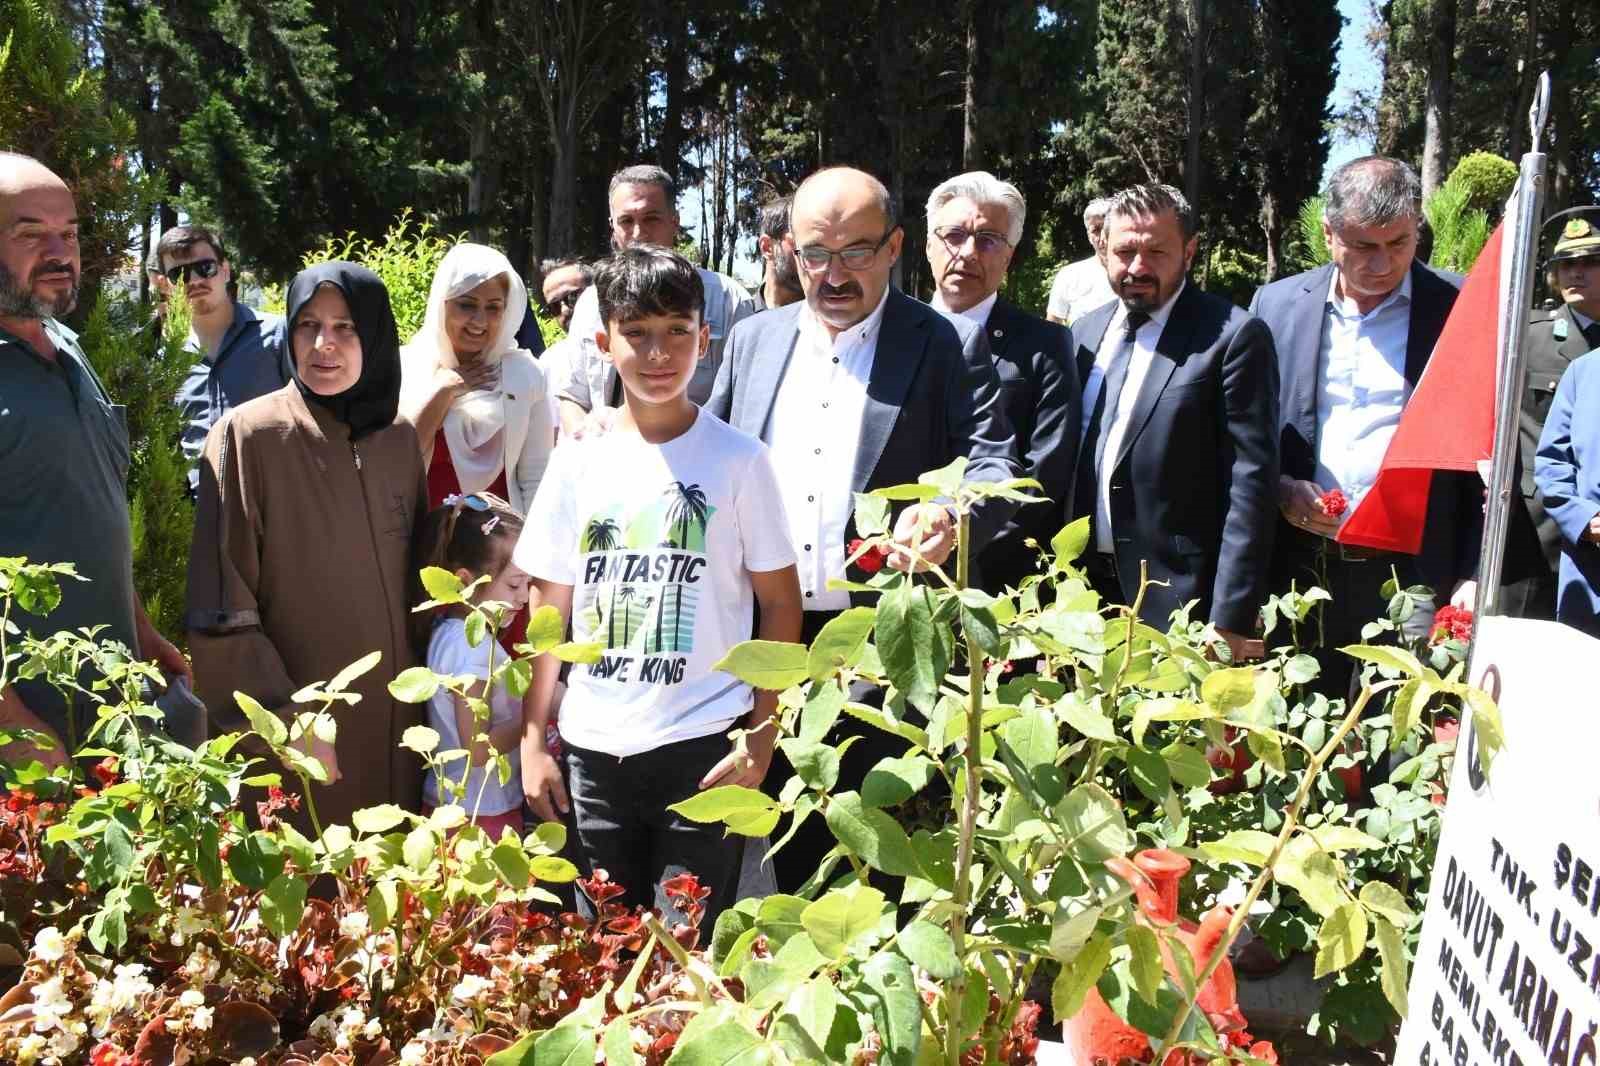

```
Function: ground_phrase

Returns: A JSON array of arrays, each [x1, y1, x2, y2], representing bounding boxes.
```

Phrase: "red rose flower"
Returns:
[[91, 757, 119, 787], [1318, 488, 1348, 518], [1430, 604, 1474, 645], [847, 538, 888, 575]]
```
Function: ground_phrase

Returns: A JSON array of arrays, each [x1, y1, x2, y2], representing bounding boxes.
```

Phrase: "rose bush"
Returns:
[[0, 457, 1505, 1063]]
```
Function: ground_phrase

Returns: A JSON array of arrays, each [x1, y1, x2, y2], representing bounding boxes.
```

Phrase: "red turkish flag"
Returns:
[[1336, 223, 1503, 553]]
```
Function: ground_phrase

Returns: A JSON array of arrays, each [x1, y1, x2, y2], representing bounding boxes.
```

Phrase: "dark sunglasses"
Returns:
[[541, 289, 582, 315], [164, 258, 221, 285]]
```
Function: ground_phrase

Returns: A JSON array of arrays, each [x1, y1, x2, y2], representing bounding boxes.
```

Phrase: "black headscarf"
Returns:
[[285, 261, 402, 441]]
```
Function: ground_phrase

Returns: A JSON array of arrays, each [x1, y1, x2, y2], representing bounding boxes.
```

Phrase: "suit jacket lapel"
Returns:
[[1404, 262, 1452, 385], [987, 299, 1019, 360], [1559, 305, 1590, 363], [748, 321, 800, 442], [1111, 284, 1198, 471], [1290, 265, 1333, 457], [1073, 304, 1115, 386], [853, 292, 929, 492]]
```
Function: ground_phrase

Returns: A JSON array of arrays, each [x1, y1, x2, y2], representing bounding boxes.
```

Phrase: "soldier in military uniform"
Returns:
[[1504, 214, 1600, 616]]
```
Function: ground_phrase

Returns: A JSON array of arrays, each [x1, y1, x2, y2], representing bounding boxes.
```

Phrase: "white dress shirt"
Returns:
[[930, 290, 998, 328], [1087, 282, 1185, 553], [767, 289, 890, 610], [1313, 270, 1413, 511], [1048, 256, 1117, 324]]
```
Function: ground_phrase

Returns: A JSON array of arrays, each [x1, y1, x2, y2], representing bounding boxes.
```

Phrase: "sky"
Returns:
[[686, 0, 1384, 282], [1326, 0, 1382, 180]]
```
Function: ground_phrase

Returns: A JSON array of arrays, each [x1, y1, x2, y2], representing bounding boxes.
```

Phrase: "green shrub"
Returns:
[[1448, 151, 1518, 216], [1424, 176, 1492, 274], [1199, 241, 1266, 308], [1291, 195, 1332, 271], [79, 294, 196, 645], [294, 211, 559, 346], [1001, 253, 1060, 317]]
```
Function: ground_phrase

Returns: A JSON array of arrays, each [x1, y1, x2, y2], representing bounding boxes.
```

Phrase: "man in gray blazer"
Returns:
[[705, 165, 1020, 893]]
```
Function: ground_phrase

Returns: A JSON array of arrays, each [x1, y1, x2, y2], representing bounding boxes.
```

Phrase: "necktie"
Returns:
[[1072, 310, 1151, 536], [1582, 320, 1600, 351]]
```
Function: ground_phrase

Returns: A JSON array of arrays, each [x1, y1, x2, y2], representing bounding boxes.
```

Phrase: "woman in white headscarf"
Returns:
[[400, 243, 554, 513]]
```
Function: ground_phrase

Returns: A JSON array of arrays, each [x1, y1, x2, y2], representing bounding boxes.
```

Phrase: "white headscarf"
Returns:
[[401, 243, 530, 494]]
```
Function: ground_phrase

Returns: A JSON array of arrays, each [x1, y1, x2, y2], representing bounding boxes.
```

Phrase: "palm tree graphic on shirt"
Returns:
[[581, 481, 712, 657], [660, 481, 710, 550], [582, 516, 621, 553]]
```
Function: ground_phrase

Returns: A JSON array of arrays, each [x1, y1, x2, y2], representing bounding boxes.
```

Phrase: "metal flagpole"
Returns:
[[1473, 72, 1551, 619]]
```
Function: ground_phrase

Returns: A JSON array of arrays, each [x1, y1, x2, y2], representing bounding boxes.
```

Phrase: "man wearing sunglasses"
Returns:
[[924, 171, 1080, 594], [161, 225, 288, 497]]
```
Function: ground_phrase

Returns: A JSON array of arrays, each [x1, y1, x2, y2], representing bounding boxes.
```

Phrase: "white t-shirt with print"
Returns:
[[422, 618, 525, 815], [515, 410, 796, 758]]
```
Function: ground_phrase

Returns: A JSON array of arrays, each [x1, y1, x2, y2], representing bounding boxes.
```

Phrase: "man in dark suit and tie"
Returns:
[[1250, 156, 1480, 698], [705, 165, 1021, 893], [1504, 215, 1600, 617], [1069, 183, 1279, 658], [923, 170, 1080, 592]]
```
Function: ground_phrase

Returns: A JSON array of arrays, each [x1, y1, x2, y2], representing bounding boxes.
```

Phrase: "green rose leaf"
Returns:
[[420, 566, 466, 604], [1464, 686, 1504, 776], [260, 873, 308, 938], [228, 831, 284, 890], [662, 1020, 768, 1066], [400, 724, 441, 753], [1373, 914, 1410, 1019], [862, 949, 922, 1066], [877, 581, 944, 713], [236, 691, 287, 747], [1313, 900, 1369, 978], [668, 785, 776, 824], [388, 666, 440, 704], [799, 681, 845, 743], [492, 841, 531, 889], [328, 650, 382, 694], [1058, 694, 1119, 743], [806, 607, 875, 681], [1057, 783, 1132, 863], [1050, 516, 1091, 565], [1358, 881, 1414, 928], [777, 738, 840, 792], [853, 492, 891, 538], [525, 604, 565, 652], [713, 640, 810, 691], [801, 883, 885, 959], [1339, 643, 1424, 678], [529, 855, 580, 883], [824, 791, 922, 878], [896, 920, 961, 980], [1199, 829, 1278, 867], [861, 754, 936, 808], [1127, 923, 1165, 1004], [351, 803, 410, 835], [1053, 933, 1113, 1019]]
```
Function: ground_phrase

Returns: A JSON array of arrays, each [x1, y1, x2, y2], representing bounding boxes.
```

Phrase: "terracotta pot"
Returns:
[[1061, 850, 1250, 1066]]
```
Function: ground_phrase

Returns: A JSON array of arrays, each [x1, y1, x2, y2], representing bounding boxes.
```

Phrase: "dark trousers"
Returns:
[[565, 731, 744, 928], [1275, 528, 1436, 704]]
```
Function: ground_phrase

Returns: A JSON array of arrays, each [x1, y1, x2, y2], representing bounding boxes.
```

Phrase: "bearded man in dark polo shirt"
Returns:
[[0, 152, 190, 768]]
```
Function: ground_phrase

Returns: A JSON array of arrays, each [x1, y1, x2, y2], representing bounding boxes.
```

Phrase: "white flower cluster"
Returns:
[[16, 977, 86, 1064], [308, 1006, 384, 1051], [450, 973, 493, 1006], [168, 905, 209, 947], [164, 988, 213, 1034], [85, 963, 155, 1037]]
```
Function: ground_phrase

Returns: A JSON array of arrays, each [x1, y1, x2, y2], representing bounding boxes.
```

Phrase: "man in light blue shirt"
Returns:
[[1251, 156, 1478, 702]]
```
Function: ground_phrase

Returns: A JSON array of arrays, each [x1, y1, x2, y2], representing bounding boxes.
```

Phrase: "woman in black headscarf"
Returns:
[[187, 262, 427, 826]]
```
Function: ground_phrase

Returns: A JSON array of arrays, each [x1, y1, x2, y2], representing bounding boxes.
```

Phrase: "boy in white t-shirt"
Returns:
[[515, 247, 801, 925]]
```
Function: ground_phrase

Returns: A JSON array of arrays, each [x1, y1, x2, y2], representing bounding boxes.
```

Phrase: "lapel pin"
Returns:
[[1553, 318, 1569, 342], [992, 328, 1004, 338]]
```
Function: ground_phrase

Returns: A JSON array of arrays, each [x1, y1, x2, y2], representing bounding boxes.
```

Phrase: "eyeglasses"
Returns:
[[794, 231, 896, 273], [932, 226, 1011, 255], [164, 258, 220, 285], [541, 289, 582, 315]]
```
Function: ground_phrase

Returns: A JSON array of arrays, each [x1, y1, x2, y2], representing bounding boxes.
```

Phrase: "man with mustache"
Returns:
[[0, 152, 191, 768], [754, 195, 802, 311], [1069, 183, 1279, 660], [924, 170, 1080, 591], [706, 165, 1021, 892], [556, 164, 756, 437], [161, 224, 289, 497]]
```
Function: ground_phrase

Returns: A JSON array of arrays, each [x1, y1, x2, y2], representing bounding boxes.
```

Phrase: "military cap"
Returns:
[[1549, 216, 1600, 264]]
